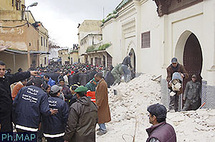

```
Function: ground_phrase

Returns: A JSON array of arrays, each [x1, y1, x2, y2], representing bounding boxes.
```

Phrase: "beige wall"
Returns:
[[0, 0, 49, 69], [58, 49, 69, 65], [0, 52, 28, 73], [0, 0, 25, 11], [38, 23, 49, 67], [79, 34, 102, 63], [0, 20, 39, 51], [70, 52, 79, 64], [0, 0, 25, 20], [78, 20, 102, 63], [0, 20, 39, 68]]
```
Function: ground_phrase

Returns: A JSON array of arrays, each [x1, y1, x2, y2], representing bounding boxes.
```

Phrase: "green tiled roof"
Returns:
[[86, 43, 111, 53], [115, 0, 132, 11]]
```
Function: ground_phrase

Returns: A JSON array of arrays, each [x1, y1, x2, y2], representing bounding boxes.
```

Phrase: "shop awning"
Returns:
[[0, 45, 10, 52]]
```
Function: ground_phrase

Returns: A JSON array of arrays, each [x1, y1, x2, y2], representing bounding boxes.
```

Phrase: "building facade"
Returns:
[[70, 44, 79, 64], [58, 48, 70, 65], [102, 0, 215, 108], [0, 0, 49, 71], [78, 20, 102, 64]]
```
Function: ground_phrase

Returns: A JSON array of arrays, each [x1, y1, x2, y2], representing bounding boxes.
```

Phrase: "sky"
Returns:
[[25, 0, 122, 48]]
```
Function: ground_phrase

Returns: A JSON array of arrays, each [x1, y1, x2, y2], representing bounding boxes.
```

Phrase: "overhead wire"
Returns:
[[0, 22, 28, 28]]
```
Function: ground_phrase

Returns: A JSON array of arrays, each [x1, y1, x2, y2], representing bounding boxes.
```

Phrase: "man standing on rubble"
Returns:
[[122, 52, 132, 82], [182, 74, 201, 111], [166, 57, 188, 112], [146, 103, 176, 142], [111, 63, 124, 85]]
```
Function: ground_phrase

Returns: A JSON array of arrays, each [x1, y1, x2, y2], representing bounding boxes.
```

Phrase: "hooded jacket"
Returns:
[[166, 64, 188, 83], [42, 96, 69, 138], [13, 85, 51, 132], [64, 96, 97, 142]]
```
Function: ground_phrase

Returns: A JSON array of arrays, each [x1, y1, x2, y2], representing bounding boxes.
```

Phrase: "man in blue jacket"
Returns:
[[43, 74, 56, 87], [13, 78, 58, 132], [42, 85, 69, 142]]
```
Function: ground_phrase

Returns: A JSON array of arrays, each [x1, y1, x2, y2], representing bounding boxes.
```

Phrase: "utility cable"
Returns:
[[0, 22, 28, 28]]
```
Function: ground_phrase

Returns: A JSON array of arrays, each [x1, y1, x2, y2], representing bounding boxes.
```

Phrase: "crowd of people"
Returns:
[[0, 55, 202, 142], [0, 60, 113, 142]]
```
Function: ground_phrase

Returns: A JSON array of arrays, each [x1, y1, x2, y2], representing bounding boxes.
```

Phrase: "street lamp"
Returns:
[[27, 2, 38, 10], [26, 2, 38, 21], [26, 2, 38, 68]]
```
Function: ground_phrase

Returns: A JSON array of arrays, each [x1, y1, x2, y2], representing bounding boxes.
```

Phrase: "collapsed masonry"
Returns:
[[97, 74, 215, 142]]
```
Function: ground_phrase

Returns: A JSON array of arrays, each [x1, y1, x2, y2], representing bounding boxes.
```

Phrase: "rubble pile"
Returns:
[[97, 74, 215, 142], [168, 109, 215, 141]]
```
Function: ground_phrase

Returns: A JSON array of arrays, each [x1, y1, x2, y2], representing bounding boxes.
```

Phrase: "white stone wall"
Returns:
[[102, 0, 215, 86]]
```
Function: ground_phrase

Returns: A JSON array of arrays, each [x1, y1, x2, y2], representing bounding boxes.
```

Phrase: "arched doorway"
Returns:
[[183, 33, 203, 82], [183, 33, 203, 109], [175, 32, 203, 110]]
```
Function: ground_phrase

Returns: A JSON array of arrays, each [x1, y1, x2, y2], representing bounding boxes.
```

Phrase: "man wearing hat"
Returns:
[[182, 74, 201, 111], [166, 57, 188, 112], [146, 103, 176, 142], [42, 85, 69, 142], [64, 86, 97, 142]]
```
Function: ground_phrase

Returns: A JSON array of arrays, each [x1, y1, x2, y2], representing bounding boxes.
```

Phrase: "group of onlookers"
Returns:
[[1, 55, 201, 142]]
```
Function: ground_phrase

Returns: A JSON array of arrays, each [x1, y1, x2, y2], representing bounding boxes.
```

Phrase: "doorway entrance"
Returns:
[[129, 48, 136, 79], [183, 33, 203, 109], [175, 31, 203, 110], [183, 33, 203, 82]]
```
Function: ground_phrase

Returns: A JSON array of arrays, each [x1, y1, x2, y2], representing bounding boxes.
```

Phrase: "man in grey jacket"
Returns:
[[122, 52, 132, 82], [182, 74, 201, 111]]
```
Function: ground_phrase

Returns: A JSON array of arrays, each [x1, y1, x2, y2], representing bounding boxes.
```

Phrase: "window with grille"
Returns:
[[141, 31, 150, 48], [15, 0, 21, 10]]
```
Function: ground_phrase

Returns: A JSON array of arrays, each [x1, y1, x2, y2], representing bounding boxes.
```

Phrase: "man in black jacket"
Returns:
[[43, 85, 69, 142], [79, 69, 88, 86], [89, 68, 97, 81], [0, 61, 38, 132], [72, 70, 80, 85], [13, 78, 58, 132]]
